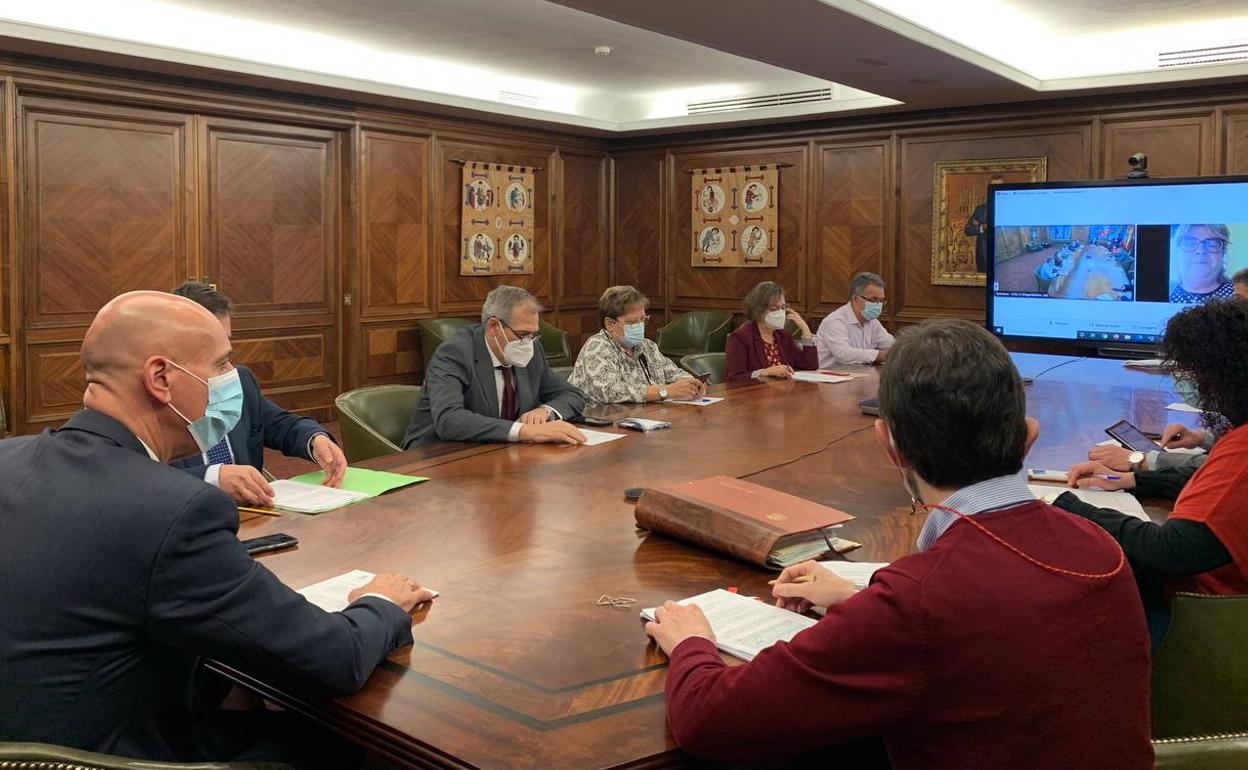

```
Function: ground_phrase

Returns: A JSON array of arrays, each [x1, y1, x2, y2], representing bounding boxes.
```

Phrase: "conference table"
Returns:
[[229, 353, 1193, 769]]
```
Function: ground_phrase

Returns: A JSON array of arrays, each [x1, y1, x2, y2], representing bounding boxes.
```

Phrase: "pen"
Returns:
[[767, 574, 817, 586], [1094, 474, 1122, 480], [261, 468, 278, 483], [237, 506, 281, 516]]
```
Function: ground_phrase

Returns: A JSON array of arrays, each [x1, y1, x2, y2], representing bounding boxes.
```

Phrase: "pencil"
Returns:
[[767, 574, 817, 586], [237, 506, 281, 517]]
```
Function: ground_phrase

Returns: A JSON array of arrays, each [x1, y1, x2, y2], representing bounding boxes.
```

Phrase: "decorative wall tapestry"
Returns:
[[691, 165, 779, 268], [460, 162, 535, 276], [930, 156, 1047, 286]]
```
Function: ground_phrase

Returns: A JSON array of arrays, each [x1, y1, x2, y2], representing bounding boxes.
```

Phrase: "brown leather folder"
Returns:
[[634, 475, 854, 568]]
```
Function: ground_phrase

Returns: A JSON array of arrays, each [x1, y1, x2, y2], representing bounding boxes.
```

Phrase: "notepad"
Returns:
[[289, 467, 429, 496], [268, 480, 372, 514], [792, 371, 852, 384], [576, 428, 627, 446], [618, 417, 672, 431], [665, 396, 724, 406], [297, 569, 438, 613], [1029, 484, 1148, 521], [640, 588, 816, 662]]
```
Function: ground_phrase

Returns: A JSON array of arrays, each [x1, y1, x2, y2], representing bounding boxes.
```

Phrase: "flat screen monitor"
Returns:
[[986, 175, 1248, 347]]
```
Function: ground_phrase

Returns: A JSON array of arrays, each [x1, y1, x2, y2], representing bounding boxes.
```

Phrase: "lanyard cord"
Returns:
[[920, 503, 1126, 581]]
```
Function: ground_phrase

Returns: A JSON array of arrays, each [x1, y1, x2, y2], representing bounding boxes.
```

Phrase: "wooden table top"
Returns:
[[230, 354, 1194, 770]]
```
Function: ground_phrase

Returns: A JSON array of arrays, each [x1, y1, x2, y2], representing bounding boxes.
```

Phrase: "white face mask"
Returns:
[[763, 309, 787, 330], [503, 337, 534, 367]]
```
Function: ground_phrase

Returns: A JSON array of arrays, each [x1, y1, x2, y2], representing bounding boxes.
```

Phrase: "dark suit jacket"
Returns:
[[171, 365, 327, 477], [402, 324, 585, 448], [0, 410, 413, 761], [723, 323, 819, 382], [964, 202, 990, 273]]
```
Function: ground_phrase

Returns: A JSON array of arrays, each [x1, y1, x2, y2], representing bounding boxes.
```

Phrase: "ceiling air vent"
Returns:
[[1158, 41, 1248, 68], [687, 87, 835, 115], [498, 90, 540, 107]]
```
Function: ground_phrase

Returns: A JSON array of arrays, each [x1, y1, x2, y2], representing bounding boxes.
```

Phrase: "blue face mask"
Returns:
[[1173, 376, 1201, 408], [620, 321, 646, 349], [861, 300, 884, 321], [166, 361, 244, 452]]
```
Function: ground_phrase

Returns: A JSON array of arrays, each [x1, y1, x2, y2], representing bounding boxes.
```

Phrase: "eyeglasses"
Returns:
[[855, 295, 887, 306], [498, 318, 538, 342], [610, 315, 650, 325], [766, 304, 790, 312], [1177, 237, 1228, 254]]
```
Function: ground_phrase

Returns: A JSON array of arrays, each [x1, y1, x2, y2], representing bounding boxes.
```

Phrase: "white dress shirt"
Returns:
[[815, 303, 896, 367]]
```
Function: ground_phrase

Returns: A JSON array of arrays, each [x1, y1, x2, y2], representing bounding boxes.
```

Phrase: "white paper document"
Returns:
[[576, 428, 627, 446], [1123, 358, 1164, 369], [269, 479, 371, 514], [822, 561, 888, 589], [1165, 402, 1201, 413], [1029, 484, 1148, 521], [297, 569, 438, 613], [665, 396, 725, 406], [792, 372, 852, 384], [640, 588, 816, 662]]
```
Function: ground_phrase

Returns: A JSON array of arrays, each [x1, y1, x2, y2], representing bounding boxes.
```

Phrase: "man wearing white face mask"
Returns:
[[815, 272, 895, 366], [569, 285, 705, 407], [0, 291, 433, 767], [401, 285, 587, 448]]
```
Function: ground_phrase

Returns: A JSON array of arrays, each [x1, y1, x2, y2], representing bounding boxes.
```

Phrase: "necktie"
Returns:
[[206, 436, 233, 465], [500, 365, 518, 421]]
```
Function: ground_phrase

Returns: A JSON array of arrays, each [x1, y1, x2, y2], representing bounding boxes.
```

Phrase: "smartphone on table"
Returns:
[[241, 533, 299, 556]]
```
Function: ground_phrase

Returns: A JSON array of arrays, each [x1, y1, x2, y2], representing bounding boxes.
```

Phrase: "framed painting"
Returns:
[[930, 157, 1047, 286]]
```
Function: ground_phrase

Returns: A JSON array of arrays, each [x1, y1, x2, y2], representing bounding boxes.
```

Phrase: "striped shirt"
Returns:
[[916, 471, 1036, 552]]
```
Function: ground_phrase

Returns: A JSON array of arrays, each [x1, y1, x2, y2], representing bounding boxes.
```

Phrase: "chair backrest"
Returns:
[[1152, 593, 1248, 738], [538, 319, 572, 367], [1154, 732, 1248, 770], [679, 352, 726, 385], [657, 310, 733, 357], [550, 365, 574, 381], [0, 742, 291, 769], [334, 385, 422, 463], [417, 318, 474, 372]]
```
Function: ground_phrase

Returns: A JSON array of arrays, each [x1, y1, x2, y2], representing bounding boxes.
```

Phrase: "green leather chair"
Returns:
[[1154, 732, 1248, 769], [657, 310, 732, 364], [550, 365, 574, 381], [538, 319, 572, 368], [417, 318, 474, 373], [1152, 593, 1248, 739], [679, 352, 725, 385], [0, 742, 290, 769], [334, 385, 422, 463]]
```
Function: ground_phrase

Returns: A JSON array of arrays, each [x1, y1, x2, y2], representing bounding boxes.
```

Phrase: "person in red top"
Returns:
[[1059, 298, 1248, 644], [723, 281, 819, 382], [645, 319, 1152, 770]]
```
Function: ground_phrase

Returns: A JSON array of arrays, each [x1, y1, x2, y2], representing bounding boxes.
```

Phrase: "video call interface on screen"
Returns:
[[987, 178, 1248, 344]]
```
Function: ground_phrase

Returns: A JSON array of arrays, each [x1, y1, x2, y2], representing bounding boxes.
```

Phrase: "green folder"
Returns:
[[288, 467, 429, 497]]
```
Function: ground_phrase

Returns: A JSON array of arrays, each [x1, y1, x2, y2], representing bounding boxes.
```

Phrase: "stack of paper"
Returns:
[[297, 569, 438, 612], [768, 535, 861, 567], [269, 480, 372, 514], [575, 428, 627, 446], [1028, 484, 1148, 521], [640, 588, 816, 661], [792, 371, 852, 384], [665, 396, 724, 406]]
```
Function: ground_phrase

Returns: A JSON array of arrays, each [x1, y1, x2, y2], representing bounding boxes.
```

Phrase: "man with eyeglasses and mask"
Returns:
[[569, 285, 706, 407], [645, 319, 1152, 770], [401, 285, 586, 448], [0, 292, 433, 768], [815, 272, 895, 366]]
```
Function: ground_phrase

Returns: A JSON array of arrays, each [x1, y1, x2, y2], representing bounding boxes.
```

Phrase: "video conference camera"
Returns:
[[1126, 152, 1149, 179]]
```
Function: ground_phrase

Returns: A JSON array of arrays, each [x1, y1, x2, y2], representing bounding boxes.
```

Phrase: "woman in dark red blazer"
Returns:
[[724, 281, 819, 382]]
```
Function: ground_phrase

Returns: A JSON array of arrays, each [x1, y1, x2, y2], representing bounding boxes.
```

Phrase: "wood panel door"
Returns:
[[18, 96, 193, 433], [199, 117, 341, 420]]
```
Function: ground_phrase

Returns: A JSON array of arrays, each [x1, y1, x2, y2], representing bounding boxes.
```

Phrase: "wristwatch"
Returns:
[[658, 386, 669, 401], [1127, 450, 1145, 470]]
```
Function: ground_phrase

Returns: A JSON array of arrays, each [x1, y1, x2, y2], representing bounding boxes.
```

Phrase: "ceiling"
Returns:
[[0, 0, 1245, 134]]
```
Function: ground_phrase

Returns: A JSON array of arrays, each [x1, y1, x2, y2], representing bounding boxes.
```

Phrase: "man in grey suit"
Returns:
[[0, 291, 434, 767], [402, 286, 587, 448]]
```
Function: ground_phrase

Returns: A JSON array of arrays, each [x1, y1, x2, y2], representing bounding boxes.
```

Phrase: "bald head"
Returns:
[[81, 291, 233, 462], [83, 291, 223, 382]]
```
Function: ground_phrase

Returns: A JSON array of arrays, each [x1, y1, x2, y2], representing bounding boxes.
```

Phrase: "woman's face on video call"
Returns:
[[1179, 225, 1226, 287]]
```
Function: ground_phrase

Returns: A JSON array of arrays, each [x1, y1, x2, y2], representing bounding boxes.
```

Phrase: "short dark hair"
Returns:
[[597, 285, 648, 329], [1234, 267, 1248, 287], [743, 281, 784, 322], [171, 281, 232, 316], [1160, 299, 1248, 431], [877, 319, 1027, 488]]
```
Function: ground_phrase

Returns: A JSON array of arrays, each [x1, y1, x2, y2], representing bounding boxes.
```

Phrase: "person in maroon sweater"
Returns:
[[645, 319, 1153, 770], [723, 281, 819, 382]]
